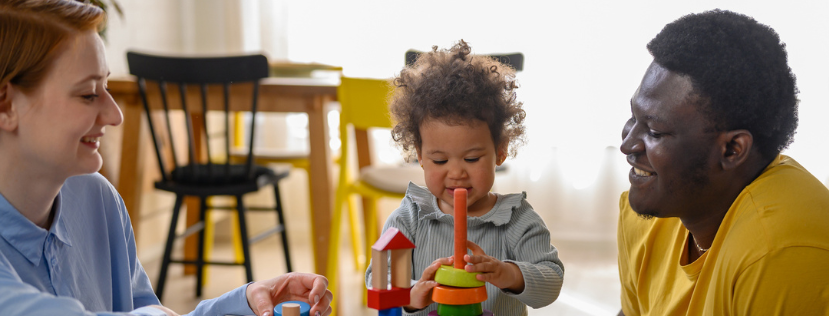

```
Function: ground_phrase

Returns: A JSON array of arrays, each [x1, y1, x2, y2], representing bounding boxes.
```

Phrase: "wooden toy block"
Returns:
[[454, 188, 468, 269], [367, 287, 411, 310], [432, 285, 487, 305], [274, 301, 310, 316], [434, 265, 484, 288], [372, 227, 416, 251], [371, 248, 388, 290], [437, 303, 483, 316], [428, 310, 493, 316], [390, 248, 412, 288], [281, 303, 300, 316], [379, 307, 403, 316]]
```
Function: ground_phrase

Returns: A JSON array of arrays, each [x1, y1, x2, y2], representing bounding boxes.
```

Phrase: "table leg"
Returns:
[[184, 196, 201, 275], [354, 129, 377, 269], [184, 113, 206, 275], [117, 99, 147, 240], [307, 95, 333, 275]]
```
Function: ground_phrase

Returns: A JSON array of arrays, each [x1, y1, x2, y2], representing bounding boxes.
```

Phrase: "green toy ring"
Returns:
[[437, 303, 483, 316], [434, 265, 485, 288]]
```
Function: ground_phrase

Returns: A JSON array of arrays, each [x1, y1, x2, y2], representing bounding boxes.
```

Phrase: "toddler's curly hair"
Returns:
[[390, 40, 526, 159]]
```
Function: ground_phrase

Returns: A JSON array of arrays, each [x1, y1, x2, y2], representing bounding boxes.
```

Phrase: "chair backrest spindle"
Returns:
[[157, 81, 179, 169], [178, 83, 198, 177], [199, 83, 213, 178], [223, 83, 231, 179], [137, 78, 168, 182], [245, 81, 260, 179]]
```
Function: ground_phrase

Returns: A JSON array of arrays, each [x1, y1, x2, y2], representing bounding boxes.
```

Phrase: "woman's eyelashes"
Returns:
[[81, 94, 100, 102]]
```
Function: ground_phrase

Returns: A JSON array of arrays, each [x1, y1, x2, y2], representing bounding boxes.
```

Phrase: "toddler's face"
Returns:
[[416, 118, 505, 216]]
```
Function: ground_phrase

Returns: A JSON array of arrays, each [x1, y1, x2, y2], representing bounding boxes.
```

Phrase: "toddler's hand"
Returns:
[[464, 241, 525, 293], [405, 257, 453, 312]]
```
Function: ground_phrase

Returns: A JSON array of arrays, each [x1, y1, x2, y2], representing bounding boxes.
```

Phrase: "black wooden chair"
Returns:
[[405, 49, 524, 71], [126, 51, 292, 300]]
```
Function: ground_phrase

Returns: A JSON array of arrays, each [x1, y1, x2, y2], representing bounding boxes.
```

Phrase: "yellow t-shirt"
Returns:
[[618, 155, 829, 316]]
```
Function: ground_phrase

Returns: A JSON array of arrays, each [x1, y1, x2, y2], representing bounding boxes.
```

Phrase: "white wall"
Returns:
[[105, 0, 260, 76], [104, 0, 183, 76], [103, 0, 829, 184]]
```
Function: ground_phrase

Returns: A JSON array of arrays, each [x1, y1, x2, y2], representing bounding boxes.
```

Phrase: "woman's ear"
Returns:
[[720, 129, 753, 170], [0, 83, 19, 132]]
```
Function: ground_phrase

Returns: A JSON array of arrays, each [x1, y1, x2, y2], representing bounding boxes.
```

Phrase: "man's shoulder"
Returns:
[[724, 156, 829, 258], [740, 156, 829, 234], [748, 155, 829, 200]]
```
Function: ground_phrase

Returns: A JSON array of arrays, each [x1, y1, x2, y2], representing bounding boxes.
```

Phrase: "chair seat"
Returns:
[[359, 164, 426, 194], [156, 164, 289, 196], [229, 147, 310, 161]]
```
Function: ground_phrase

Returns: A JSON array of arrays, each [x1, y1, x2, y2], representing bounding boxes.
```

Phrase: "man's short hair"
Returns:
[[647, 9, 798, 160]]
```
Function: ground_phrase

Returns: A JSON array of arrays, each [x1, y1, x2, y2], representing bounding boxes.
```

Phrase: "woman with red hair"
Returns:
[[0, 1, 331, 315]]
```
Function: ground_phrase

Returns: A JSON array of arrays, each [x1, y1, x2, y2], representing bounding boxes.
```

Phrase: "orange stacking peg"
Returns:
[[454, 188, 467, 269]]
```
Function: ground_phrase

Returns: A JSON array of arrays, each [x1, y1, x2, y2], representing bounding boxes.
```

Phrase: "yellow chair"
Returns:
[[326, 77, 425, 315]]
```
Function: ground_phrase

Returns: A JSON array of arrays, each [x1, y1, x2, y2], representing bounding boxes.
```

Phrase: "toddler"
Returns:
[[365, 40, 563, 316]]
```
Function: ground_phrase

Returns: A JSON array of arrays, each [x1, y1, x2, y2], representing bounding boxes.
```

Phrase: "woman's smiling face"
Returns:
[[10, 30, 122, 180]]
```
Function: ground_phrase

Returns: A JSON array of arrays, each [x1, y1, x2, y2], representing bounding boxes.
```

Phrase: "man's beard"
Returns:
[[633, 151, 711, 220]]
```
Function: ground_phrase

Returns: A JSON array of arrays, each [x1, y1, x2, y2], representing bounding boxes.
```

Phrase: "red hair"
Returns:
[[0, 0, 105, 93]]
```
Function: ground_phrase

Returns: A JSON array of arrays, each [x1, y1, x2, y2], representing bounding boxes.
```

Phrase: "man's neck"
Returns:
[[0, 153, 64, 229], [680, 153, 773, 253]]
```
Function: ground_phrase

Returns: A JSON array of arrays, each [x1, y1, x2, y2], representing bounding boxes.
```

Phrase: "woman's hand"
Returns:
[[464, 241, 525, 293], [245, 272, 332, 316], [145, 305, 179, 316], [404, 256, 453, 312]]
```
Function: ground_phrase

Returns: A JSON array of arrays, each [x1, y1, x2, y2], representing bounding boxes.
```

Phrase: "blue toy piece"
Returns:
[[274, 301, 311, 316], [379, 307, 403, 316]]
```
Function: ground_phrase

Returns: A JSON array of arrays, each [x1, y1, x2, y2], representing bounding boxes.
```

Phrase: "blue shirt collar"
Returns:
[[406, 182, 525, 227], [0, 191, 72, 265], [50, 192, 72, 247]]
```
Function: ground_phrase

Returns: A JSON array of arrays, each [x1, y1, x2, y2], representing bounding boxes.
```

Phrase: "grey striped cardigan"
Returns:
[[366, 183, 564, 316]]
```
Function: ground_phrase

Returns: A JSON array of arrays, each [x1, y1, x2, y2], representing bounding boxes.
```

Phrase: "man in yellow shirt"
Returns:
[[617, 9, 829, 316]]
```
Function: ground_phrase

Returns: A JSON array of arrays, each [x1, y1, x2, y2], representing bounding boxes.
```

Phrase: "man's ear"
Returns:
[[720, 129, 753, 170], [0, 82, 19, 132], [496, 143, 508, 166]]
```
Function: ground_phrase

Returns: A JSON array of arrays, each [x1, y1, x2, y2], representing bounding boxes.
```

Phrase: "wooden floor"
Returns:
[[136, 148, 627, 316]]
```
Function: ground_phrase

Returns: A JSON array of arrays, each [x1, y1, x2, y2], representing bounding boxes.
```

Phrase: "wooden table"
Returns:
[[108, 76, 338, 276]]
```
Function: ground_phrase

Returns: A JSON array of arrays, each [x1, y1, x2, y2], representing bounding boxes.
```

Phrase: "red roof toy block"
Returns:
[[372, 227, 415, 251]]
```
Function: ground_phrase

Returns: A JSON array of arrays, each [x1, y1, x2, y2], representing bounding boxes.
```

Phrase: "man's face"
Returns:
[[620, 61, 722, 219]]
